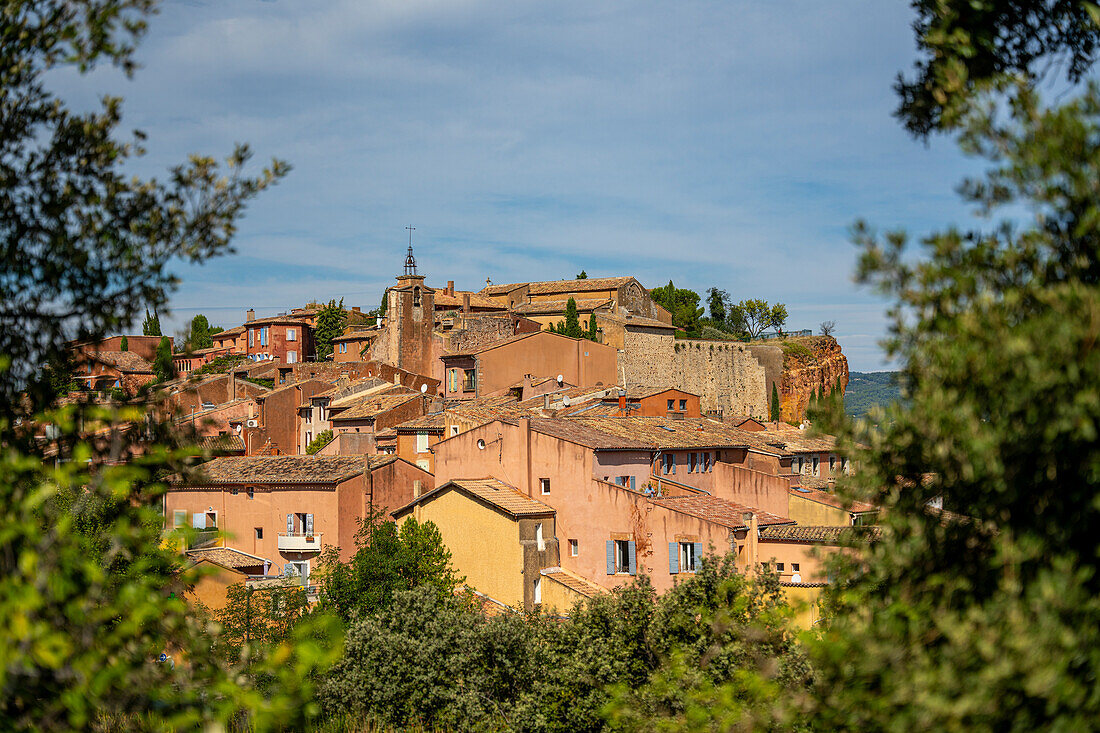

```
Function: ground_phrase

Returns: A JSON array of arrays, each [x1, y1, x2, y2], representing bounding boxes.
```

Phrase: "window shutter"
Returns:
[[286, 514, 294, 534], [606, 541, 615, 575], [192, 513, 203, 529], [628, 541, 637, 575], [306, 513, 314, 534], [630, 476, 636, 490], [669, 543, 679, 574], [670, 455, 676, 475], [693, 542, 703, 568]]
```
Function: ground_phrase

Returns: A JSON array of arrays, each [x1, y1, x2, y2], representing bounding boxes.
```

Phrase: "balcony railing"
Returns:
[[278, 531, 322, 553]]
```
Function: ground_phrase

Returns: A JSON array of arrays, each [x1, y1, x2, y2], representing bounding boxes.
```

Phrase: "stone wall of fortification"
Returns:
[[621, 330, 770, 418]]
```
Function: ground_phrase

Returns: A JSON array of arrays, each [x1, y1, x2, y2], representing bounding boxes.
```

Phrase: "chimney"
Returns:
[[228, 369, 236, 400], [617, 388, 627, 416], [413, 479, 422, 499], [522, 373, 532, 401], [447, 280, 455, 296], [520, 417, 532, 496], [543, 394, 551, 411], [462, 293, 470, 314], [246, 308, 255, 322]]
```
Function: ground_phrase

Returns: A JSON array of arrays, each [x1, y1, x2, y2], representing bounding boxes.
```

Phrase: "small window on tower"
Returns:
[[413, 286, 421, 307]]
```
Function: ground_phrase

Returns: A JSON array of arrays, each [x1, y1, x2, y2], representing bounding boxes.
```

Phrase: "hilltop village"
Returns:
[[69, 249, 858, 623]]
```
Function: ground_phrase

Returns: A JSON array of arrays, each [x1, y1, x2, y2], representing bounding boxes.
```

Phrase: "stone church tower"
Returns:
[[384, 246, 435, 377]]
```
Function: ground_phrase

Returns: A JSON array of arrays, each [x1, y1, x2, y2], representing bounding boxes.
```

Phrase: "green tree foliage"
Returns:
[[652, 281, 704, 335], [549, 296, 597, 340], [800, 80, 1100, 729], [316, 513, 463, 623], [153, 335, 175, 382], [318, 556, 808, 731], [209, 583, 312, 667], [306, 429, 334, 454], [770, 382, 781, 421], [736, 299, 787, 339], [0, 3, 333, 728], [314, 298, 347, 361], [576, 269, 588, 279], [896, 0, 1100, 137], [142, 308, 161, 337], [706, 286, 728, 322], [119, 335, 128, 351], [189, 314, 213, 350]]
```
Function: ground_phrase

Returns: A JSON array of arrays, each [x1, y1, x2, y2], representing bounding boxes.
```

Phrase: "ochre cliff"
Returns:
[[778, 336, 849, 422]]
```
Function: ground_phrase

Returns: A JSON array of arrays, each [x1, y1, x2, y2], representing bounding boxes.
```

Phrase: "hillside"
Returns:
[[844, 371, 903, 417]]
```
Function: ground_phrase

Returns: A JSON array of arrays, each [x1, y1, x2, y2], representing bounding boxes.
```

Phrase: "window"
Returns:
[[247, 487, 254, 500], [535, 523, 545, 551], [679, 399, 687, 411], [776, 562, 785, 572], [305, 431, 312, 446], [249, 329, 255, 347], [260, 327, 268, 346], [477, 439, 486, 450], [230, 487, 239, 496], [841, 456, 850, 474], [462, 369, 476, 392], [416, 433, 430, 453], [792, 563, 800, 572], [614, 476, 636, 489], [255, 527, 263, 540], [689, 452, 698, 473], [339, 343, 347, 353], [667, 399, 674, 410], [569, 539, 579, 557], [417, 459, 430, 471], [413, 286, 421, 307], [608, 539, 635, 575], [287, 351, 297, 364], [812, 456, 820, 476], [829, 455, 836, 472], [172, 510, 186, 528], [287, 328, 297, 342], [682, 542, 699, 573], [533, 576, 541, 605], [540, 478, 550, 495], [286, 560, 310, 586], [447, 369, 459, 393], [661, 453, 676, 475], [450, 425, 460, 436]]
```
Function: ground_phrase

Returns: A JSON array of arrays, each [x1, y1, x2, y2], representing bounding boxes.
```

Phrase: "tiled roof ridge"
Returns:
[[480, 276, 636, 296], [758, 524, 881, 543]]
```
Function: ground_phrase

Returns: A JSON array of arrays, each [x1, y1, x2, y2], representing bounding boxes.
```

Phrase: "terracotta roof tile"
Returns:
[[651, 495, 793, 529], [433, 291, 504, 310], [512, 298, 611, 315], [186, 546, 268, 570], [758, 525, 881, 544], [593, 311, 675, 330], [331, 393, 420, 421], [540, 567, 608, 598], [180, 455, 370, 484], [198, 434, 246, 454], [91, 351, 154, 373], [480, 276, 636, 296], [788, 486, 877, 514], [393, 413, 446, 432], [394, 478, 555, 519]]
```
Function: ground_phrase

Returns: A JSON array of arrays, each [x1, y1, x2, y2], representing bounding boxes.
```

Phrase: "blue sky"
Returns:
[[61, 0, 987, 371]]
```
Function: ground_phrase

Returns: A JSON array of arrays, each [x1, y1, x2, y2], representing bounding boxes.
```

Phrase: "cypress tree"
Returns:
[[119, 335, 128, 352], [153, 336, 175, 382], [770, 383, 780, 421]]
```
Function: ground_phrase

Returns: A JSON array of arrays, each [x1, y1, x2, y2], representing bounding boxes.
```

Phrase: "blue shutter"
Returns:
[[630, 476, 636, 490], [670, 454, 676, 474], [669, 543, 679, 574], [694, 542, 703, 570], [628, 541, 637, 575], [606, 541, 615, 575]]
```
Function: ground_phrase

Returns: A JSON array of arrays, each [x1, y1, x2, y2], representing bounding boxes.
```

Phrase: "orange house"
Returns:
[[166, 455, 434, 585], [441, 331, 618, 401]]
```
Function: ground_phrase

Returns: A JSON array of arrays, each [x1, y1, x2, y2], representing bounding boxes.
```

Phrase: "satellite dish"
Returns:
[[420, 383, 428, 393], [556, 374, 564, 385], [791, 572, 802, 584], [561, 396, 570, 407]]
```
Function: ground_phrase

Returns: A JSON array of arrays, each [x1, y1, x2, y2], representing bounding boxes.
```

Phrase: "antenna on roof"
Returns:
[[404, 226, 417, 276]]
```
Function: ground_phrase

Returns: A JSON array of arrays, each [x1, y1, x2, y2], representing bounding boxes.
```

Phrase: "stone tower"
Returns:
[[385, 246, 435, 377]]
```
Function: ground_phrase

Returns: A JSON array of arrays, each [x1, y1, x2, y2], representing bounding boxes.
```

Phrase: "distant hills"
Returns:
[[845, 371, 903, 417]]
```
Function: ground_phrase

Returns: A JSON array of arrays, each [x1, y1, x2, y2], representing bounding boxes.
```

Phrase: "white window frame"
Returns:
[[679, 542, 697, 573], [535, 522, 545, 551], [287, 328, 296, 342], [416, 433, 430, 453], [614, 539, 631, 574], [540, 478, 550, 495], [569, 539, 579, 557], [172, 509, 186, 528], [287, 350, 297, 364], [533, 576, 541, 605]]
